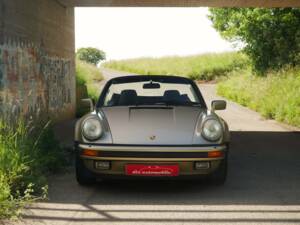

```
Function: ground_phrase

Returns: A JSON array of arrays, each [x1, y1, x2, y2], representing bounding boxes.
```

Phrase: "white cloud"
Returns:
[[75, 7, 235, 60]]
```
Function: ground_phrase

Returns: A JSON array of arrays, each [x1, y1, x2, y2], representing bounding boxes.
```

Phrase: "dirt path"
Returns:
[[96, 68, 134, 89], [12, 70, 300, 225]]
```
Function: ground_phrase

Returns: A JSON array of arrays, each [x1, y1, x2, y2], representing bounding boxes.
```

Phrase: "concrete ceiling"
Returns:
[[57, 0, 300, 7]]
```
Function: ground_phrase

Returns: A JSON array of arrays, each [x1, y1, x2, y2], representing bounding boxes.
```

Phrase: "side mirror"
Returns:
[[81, 98, 95, 112], [211, 100, 226, 111]]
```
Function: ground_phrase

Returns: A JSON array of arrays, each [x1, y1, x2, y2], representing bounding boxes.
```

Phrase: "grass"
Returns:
[[103, 52, 249, 80], [0, 119, 66, 219], [217, 68, 300, 127], [76, 59, 104, 101]]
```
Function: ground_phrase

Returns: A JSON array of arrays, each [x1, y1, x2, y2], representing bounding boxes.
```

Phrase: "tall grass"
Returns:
[[76, 59, 104, 101], [217, 68, 300, 127], [0, 119, 66, 218], [103, 52, 248, 80]]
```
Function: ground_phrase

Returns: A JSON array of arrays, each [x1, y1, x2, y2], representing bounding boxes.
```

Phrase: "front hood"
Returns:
[[102, 106, 205, 145]]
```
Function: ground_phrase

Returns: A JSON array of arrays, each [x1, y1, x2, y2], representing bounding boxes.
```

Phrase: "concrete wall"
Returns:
[[58, 0, 300, 7], [0, 0, 75, 122]]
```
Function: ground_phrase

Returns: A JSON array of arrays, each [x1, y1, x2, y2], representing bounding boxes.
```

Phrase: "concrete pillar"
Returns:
[[0, 0, 76, 122]]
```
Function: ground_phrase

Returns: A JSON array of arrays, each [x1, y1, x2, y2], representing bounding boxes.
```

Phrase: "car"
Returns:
[[75, 75, 230, 185]]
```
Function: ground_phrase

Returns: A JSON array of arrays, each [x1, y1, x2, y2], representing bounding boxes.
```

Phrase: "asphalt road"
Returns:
[[12, 69, 300, 225]]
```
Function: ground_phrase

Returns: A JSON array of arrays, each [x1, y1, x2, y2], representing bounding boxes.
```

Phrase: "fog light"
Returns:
[[95, 161, 110, 170], [195, 161, 210, 170]]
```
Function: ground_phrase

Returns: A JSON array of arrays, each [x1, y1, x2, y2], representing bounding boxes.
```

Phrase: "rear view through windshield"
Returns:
[[102, 80, 201, 107]]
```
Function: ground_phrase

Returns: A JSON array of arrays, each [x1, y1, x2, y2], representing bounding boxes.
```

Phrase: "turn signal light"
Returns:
[[82, 149, 98, 157], [208, 150, 224, 158]]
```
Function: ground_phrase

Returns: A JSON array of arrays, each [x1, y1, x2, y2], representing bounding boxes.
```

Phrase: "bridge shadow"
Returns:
[[23, 131, 300, 223]]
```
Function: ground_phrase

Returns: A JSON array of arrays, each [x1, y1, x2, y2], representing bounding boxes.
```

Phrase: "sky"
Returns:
[[75, 7, 235, 60]]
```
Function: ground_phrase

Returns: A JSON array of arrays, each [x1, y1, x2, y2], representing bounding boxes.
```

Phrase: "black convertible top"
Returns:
[[109, 75, 193, 84]]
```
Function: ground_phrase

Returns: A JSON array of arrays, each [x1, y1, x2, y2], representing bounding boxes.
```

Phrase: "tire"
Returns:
[[75, 156, 96, 185], [209, 156, 227, 185]]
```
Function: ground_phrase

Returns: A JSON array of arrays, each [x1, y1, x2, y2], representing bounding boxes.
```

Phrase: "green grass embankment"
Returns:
[[76, 59, 104, 101], [217, 68, 300, 127], [103, 52, 248, 81]]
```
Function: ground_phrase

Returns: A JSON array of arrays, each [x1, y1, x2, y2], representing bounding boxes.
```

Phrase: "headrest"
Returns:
[[163, 90, 181, 101], [119, 89, 138, 105]]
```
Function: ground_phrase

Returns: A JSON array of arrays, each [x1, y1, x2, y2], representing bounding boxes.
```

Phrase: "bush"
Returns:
[[209, 8, 300, 74], [217, 67, 300, 127], [76, 59, 104, 101], [0, 119, 66, 219], [103, 52, 248, 81], [76, 47, 106, 65]]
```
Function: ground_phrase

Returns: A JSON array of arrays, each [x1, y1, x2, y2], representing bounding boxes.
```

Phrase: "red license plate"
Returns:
[[126, 164, 179, 176]]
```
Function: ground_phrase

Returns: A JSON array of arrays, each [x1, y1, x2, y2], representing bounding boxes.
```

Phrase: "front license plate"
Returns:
[[126, 164, 179, 176]]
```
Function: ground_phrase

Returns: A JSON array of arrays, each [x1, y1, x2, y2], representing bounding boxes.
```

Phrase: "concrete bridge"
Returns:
[[1, 0, 299, 121]]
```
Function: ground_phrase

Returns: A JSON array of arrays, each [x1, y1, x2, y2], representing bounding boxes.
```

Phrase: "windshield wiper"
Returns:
[[181, 101, 202, 106], [133, 101, 201, 107], [155, 101, 201, 107]]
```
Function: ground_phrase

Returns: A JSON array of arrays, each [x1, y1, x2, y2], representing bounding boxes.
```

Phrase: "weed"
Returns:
[[0, 119, 65, 219]]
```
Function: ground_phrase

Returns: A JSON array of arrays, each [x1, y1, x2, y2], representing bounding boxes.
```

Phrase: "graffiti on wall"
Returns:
[[0, 39, 74, 121]]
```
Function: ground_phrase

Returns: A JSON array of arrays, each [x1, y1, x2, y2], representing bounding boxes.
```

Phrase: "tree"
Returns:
[[209, 8, 300, 74], [76, 47, 106, 65]]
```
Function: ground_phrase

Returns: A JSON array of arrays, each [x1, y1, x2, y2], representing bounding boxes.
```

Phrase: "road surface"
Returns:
[[12, 69, 300, 225]]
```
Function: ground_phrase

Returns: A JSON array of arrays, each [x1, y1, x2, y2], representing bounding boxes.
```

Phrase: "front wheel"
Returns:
[[76, 157, 96, 186], [209, 157, 227, 185]]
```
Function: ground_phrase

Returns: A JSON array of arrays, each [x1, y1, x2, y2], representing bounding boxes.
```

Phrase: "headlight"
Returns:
[[201, 119, 222, 141], [82, 117, 103, 140]]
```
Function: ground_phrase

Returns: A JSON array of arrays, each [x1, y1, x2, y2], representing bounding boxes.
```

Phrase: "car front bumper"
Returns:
[[75, 143, 228, 178]]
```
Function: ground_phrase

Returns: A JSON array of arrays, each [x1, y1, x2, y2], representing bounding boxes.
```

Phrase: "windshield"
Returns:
[[102, 80, 201, 107]]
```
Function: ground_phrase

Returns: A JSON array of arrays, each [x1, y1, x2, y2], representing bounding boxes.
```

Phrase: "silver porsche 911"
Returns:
[[75, 75, 230, 185]]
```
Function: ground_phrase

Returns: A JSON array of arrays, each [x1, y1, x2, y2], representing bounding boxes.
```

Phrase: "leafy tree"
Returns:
[[209, 8, 300, 74], [76, 47, 106, 65]]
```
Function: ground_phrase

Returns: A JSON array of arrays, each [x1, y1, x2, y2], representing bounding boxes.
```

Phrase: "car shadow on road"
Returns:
[[23, 131, 300, 223]]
